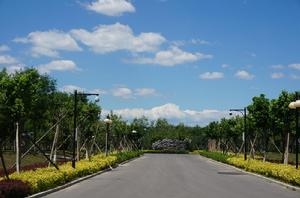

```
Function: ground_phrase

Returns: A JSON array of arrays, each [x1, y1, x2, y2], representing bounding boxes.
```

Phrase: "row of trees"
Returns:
[[0, 68, 297, 167], [0, 68, 101, 160], [206, 91, 296, 163]]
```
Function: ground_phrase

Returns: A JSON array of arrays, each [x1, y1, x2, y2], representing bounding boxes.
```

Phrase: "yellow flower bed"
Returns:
[[197, 150, 300, 186], [227, 156, 300, 186], [3, 151, 141, 194]]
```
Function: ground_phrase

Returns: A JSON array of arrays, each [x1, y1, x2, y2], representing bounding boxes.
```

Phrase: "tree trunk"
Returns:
[[49, 124, 59, 166], [16, 122, 20, 174], [283, 132, 290, 165], [76, 127, 80, 161], [0, 140, 9, 180]]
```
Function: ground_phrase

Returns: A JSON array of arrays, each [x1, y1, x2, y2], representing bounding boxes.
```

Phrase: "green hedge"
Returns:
[[194, 150, 300, 187], [0, 151, 142, 195]]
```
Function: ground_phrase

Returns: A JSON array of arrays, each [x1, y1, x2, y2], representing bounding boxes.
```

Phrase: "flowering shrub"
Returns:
[[196, 150, 300, 186], [0, 179, 31, 198], [0, 151, 142, 195], [143, 150, 189, 154]]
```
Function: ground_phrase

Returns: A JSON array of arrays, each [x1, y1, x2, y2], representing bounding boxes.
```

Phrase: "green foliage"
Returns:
[[6, 151, 142, 194], [196, 150, 300, 186]]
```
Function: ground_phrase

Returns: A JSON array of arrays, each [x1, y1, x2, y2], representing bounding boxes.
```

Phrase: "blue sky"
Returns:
[[0, 0, 300, 125]]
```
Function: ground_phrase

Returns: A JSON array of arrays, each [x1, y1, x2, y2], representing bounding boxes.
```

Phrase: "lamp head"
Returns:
[[94, 96, 100, 103], [289, 102, 296, 109]]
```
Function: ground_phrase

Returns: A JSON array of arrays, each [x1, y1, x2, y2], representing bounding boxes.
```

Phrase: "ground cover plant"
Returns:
[[194, 150, 300, 187], [0, 151, 142, 196]]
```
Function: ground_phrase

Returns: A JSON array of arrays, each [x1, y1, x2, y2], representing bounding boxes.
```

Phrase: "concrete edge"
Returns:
[[27, 155, 142, 198], [197, 154, 300, 192]]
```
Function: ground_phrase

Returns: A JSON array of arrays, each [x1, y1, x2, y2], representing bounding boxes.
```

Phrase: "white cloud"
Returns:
[[71, 23, 165, 54], [61, 85, 86, 93], [0, 55, 18, 65], [0, 45, 10, 52], [290, 74, 300, 80], [85, 0, 135, 16], [104, 103, 228, 126], [112, 87, 133, 99], [221, 64, 229, 68], [6, 64, 25, 74], [199, 72, 224, 80], [172, 39, 210, 46], [14, 30, 81, 57], [92, 89, 108, 95], [271, 72, 284, 79], [271, 64, 284, 69], [235, 70, 254, 80], [38, 60, 79, 73], [131, 46, 212, 66], [288, 63, 300, 70], [134, 88, 157, 96]]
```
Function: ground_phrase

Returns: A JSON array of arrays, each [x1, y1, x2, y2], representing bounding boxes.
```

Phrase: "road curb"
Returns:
[[27, 156, 142, 198], [197, 154, 300, 192]]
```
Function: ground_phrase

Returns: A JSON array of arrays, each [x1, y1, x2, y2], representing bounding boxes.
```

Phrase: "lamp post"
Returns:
[[104, 115, 112, 156], [72, 90, 99, 169], [229, 107, 247, 160], [288, 92, 300, 169]]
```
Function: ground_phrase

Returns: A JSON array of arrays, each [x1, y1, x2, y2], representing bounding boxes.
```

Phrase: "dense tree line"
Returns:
[[0, 68, 101, 156], [0, 68, 297, 165]]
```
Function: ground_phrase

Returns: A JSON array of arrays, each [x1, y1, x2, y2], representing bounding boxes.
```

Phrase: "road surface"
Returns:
[[45, 154, 300, 198]]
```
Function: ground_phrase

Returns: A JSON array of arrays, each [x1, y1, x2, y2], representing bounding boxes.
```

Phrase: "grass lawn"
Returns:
[[0, 151, 46, 169], [264, 152, 296, 164]]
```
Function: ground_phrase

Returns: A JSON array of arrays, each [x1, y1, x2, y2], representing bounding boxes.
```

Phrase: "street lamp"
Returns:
[[72, 90, 99, 169], [229, 107, 247, 160], [288, 92, 300, 169], [104, 115, 112, 156]]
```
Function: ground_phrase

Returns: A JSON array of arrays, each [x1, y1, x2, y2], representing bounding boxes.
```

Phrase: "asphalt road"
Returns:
[[45, 154, 300, 198]]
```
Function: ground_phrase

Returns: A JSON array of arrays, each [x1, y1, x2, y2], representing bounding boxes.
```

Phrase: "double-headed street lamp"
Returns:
[[229, 107, 247, 160], [72, 90, 99, 169], [104, 115, 112, 157], [288, 92, 300, 169]]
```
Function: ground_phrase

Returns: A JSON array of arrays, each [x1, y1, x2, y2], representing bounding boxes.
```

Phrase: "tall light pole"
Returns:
[[230, 107, 247, 160], [104, 115, 112, 156], [288, 92, 300, 169], [72, 90, 99, 169]]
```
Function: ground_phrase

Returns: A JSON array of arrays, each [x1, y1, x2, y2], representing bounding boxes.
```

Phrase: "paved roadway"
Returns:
[[45, 154, 300, 198]]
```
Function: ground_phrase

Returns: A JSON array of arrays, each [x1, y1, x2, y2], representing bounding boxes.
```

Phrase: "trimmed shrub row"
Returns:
[[0, 179, 31, 198], [195, 150, 300, 187], [0, 151, 142, 196]]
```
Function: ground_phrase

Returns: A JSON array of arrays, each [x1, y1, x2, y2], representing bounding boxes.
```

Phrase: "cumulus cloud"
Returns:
[[288, 63, 300, 70], [131, 46, 212, 66], [199, 72, 224, 80], [71, 23, 165, 54], [0, 45, 10, 52], [37, 60, 79, 74], [14, 30, 81, 57], [61, 85, 86, 93], [134, 88, 157, 96], [6, 64, 25, 74], [235, 70, 254, 80], [111, 87, 133, 99], [271, 64, 284, 69], [0, 55, 18, 65], [221, 64, 229, 68], [271, 72, 284, 79], [290, 74, 300, 80], [172, 39, 210, 46], [85, 0, 135, 16], [103, 103, 228, 126]]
